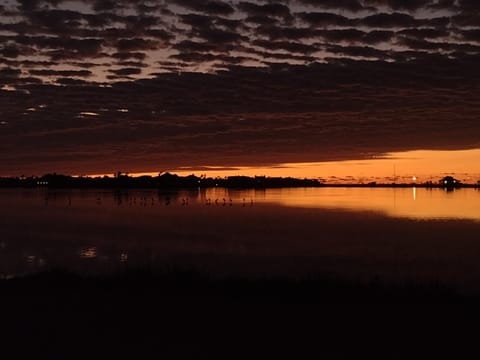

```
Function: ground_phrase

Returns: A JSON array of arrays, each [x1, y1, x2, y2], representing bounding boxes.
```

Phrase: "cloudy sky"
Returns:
[[1, 0, 480, 176]]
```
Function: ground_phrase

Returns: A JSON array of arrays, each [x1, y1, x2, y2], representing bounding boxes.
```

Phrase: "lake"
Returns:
[[1, 187, 480, 293]]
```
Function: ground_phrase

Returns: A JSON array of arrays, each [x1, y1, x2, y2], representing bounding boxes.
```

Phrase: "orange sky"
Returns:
[[100, 148, 480, 184]]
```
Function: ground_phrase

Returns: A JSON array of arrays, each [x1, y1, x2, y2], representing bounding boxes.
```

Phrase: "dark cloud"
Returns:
[[2, 0, 480, 174], [452, 13, 480, 27], [458, 0, 480, 11], [171, 52, 217, 63], [363, 30, 394, 44], [245, 15, 278, 25], [14, 35, 104, 60], [297, 0, 364, 12], [20, 60, 58, 67], [115, 38, 159, 52], [172, 0, 235, 15], [112, 52, 147, 61], [461, 29, 480, 42], [195, 27, 246, 44], [116, 61, 148, 68], [364, 0, 431, 11], [68, 61, 103, 69], [174, 40, 217, 53], [0, 67, 22, 78], [2, 57, 480, 174], [361, 13, 418, 28], [109, 67, 143, 76], [56, 77, 89, 85], [398, 28, 450, 39], [326, 45, 388, 59], [252, 39, 318, 54], [428, 0, 456, 10], [255, 25, 317, 40], [91, 0, 117, 12], [319, 29, 366, 43], [237, 2, 291, 19], [298, 12, 352, 27], [0, 45, 22, 58], [397, 36, 480, 53], [29, 69, 92, 77], [1, 0, 474, 83], [239, 47, 317, 62]]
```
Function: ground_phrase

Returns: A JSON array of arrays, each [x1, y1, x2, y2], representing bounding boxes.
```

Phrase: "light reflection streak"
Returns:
[[80, 247, 97, 259], [196, 187, 480, 221]]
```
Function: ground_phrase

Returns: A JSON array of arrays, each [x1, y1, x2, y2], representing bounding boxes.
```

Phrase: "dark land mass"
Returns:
[[1, 269, 478, 359], [0, 172, 476, 189]]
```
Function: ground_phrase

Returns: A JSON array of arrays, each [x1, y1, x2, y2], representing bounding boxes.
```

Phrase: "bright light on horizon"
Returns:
[[76, 148, 480, 184]]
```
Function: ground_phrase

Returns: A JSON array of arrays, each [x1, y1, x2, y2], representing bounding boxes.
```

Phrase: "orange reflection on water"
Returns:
[[201, 187, 480, 221]]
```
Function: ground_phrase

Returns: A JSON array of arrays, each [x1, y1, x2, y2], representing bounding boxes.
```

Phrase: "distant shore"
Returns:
[[1, 172, 478, 189]]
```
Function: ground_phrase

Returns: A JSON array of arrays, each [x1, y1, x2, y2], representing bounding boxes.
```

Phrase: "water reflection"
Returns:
[[1, 187, 478, 221], [1, 188, 480, 291], [228, 187, 480, 221], [80, 247, 97, 259]]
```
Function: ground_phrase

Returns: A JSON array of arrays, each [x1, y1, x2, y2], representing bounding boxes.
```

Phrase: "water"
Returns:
[[1, 188, 480, 292]]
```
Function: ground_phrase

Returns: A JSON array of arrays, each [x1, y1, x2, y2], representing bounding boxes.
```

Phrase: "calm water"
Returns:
[[1, 187, 480, 291]]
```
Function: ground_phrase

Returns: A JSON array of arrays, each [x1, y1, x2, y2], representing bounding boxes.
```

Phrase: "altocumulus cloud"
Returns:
[[0, 0, 479, 174]]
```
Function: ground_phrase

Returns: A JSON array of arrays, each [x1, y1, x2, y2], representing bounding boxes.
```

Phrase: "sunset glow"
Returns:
[[100, 149, 480, 184]]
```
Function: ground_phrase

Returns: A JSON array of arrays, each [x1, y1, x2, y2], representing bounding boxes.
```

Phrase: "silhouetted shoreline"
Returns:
[[0, 172, 477, 189]]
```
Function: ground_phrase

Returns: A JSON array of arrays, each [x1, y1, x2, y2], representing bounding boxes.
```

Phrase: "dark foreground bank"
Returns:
[[1, 270, 479, 359], [0, 268, 472, 303]]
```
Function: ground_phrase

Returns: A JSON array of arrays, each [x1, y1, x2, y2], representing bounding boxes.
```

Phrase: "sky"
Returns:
[[1, 0, 480, 178]]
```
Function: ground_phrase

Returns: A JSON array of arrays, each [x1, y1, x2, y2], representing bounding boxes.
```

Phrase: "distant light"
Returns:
[[79, 112, 99, 116], [80, 247, 97, 259], [412, 176, 417, 182], [1, 85, 17, 92], [117, 108, 129, 113]]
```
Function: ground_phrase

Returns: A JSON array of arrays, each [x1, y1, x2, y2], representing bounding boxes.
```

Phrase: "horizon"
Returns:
[[3, 148, 480, 185]]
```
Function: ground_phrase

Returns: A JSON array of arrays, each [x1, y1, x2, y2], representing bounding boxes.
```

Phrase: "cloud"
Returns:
[[238, 2, 291, 19], [29, 69, 92, 77], [297, 0, 364, 12], [360, 12, 418, 28], [298, 12, 352, 27], [1, 0, 480, 174], [108, 68, 143, 76], [112, 52, 147, 60], [115, 38, 159, 52], [398, 28, 450, 39], [461, 29, 480, 42], [252, 39, 318, 54], [56, 77, 89, 85], [1, 0, 476, 84], [0, 67, 22, 79], [172, 0, 235, 15], [364, 0, 431, 11]]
